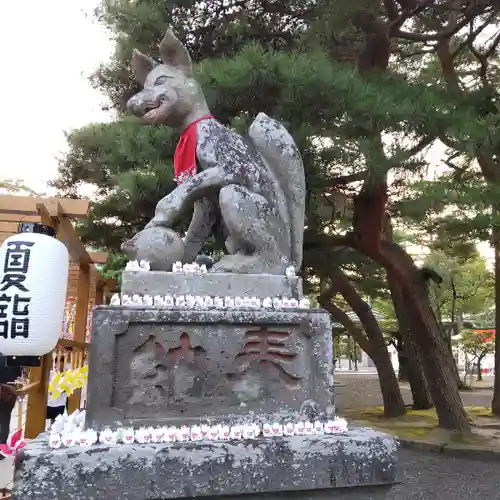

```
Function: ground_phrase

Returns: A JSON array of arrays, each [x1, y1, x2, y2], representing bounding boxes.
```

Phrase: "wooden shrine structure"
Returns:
[[0, 195, 116, 439]]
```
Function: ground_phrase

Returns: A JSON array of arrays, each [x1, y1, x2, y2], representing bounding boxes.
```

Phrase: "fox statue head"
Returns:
[[127, 29, 210, 129]]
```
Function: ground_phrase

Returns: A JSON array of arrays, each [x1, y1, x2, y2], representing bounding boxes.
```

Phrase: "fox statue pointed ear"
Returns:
[[159, 28, 192, 74], [131, 49, 157, 86]]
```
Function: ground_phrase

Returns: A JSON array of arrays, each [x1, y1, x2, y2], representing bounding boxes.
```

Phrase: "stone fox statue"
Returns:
[[123, 28, 306, 275]]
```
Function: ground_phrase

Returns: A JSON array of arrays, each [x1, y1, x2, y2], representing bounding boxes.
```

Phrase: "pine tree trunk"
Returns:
[[492, 212, 500, 415], [404, 286, 468, 430], [370, 345, 407, 417], [334, 273, 405, 417], [388, 271, 433, 410], [319, 276, 406, 418], [398, 352, 409, 381], [379, 242, 470, 433], [404, 334, 433, 410], [347, 336, 353, 371], [321, 301, 407, 417]]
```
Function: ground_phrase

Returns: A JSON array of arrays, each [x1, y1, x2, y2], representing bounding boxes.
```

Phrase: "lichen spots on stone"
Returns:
[[13, 430, 398, 499]]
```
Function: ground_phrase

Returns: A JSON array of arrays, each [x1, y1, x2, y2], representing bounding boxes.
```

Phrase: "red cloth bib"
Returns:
[[173, 115, 213, 184]]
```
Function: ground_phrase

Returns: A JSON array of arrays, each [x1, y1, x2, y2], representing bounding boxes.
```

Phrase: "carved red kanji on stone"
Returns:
[[235, 327, 301, 383], [157, 332, 205, 365]]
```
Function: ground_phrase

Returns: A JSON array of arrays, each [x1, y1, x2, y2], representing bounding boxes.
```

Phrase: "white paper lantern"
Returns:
[[0, 232, 69, 356]]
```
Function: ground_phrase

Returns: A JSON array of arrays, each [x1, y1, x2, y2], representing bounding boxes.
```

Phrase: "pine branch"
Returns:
[[452, 13, 496, 59], [485, 30, 500, 58], [389, 0, 436, 32], [406, 135, 435, 157], [318, 285, 371, 353], [323, 172, 367, 187], [395, 47, 435, 58], [394, 11, 481, 42]]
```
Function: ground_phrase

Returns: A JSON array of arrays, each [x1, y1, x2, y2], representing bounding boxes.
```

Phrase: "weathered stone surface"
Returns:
[[86, 306, 334, 430], [121, 271, 303, 299], [122, 29, 306, 275], [122, 227, 185, 272], [12, 428, 399, 500]]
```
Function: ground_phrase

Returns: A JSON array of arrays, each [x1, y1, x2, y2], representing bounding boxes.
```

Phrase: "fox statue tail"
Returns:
[[248, 113, 306, 270]]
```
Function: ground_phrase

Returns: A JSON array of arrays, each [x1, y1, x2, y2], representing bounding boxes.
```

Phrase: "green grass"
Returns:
[[342, 406, 499, 444]]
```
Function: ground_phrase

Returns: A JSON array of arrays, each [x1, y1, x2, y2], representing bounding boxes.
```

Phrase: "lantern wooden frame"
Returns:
[[0, 195, 116, 439]]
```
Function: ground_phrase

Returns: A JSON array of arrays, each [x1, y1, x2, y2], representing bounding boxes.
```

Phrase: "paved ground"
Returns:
[[387, 448, 500, 499], [335, 372, 500, 498], [335, 372, 494, 411]]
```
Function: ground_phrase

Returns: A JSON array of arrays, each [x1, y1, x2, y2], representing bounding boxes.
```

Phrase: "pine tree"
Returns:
[[53, 0, 500, 431], [384, 0, 500, 416]]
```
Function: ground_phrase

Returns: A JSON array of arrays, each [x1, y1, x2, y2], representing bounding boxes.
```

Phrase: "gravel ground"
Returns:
[[389, 448, 500, 499], [335, 373, 493, 411]]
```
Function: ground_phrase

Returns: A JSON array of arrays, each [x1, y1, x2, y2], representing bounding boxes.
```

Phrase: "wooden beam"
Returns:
[[0, 234, 11, 244], [0, 196, 90, 218], [36, 200, 60, 228], [57, 217, 91, 266], [89, 251, 109, 265], [105, 277, 117, 292], [96, 277, 117, 293], [0, 222, 21, 233], [57, 339, 90, 350], [0, 214, 41, 223], [36, 199, 61, 218]]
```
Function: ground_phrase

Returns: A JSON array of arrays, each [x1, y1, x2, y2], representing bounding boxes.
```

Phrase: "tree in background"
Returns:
[[54, 0, 500, 431], [55, 119, 178, 252], [425, 249, 494, 335], [388, 0, 500, 415], [459, 329, 495, 383], [0, 179, 42, 196]]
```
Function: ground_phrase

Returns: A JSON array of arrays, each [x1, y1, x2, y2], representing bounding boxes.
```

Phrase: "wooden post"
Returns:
[[94, 284, 104, 307], [25, 204, 59, 438], [103, 284, 111, 305], [67, 262, 90, 414]]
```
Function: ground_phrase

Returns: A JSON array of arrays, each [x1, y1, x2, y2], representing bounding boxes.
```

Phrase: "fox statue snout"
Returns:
[[127, 87, 170, 117]]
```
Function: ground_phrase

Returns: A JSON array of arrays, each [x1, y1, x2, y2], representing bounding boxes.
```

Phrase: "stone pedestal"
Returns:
[[12, 429, 398, 500], [121, 271, 303, 299], [12, 272, 400, 499], [85, 306, 333, 429]]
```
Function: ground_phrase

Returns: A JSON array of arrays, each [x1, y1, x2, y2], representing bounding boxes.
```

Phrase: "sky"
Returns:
[[0, 0, 113, 195]]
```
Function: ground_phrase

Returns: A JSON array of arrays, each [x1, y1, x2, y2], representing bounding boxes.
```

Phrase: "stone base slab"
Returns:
[[121, 271, 303, 299], [13, 428, 398, 500]]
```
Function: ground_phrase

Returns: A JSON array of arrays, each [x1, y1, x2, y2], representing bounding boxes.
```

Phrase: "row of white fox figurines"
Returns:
[[110, 293, 311, 309], [50, 418, 349, 449], [124, 259, 298, 279]]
